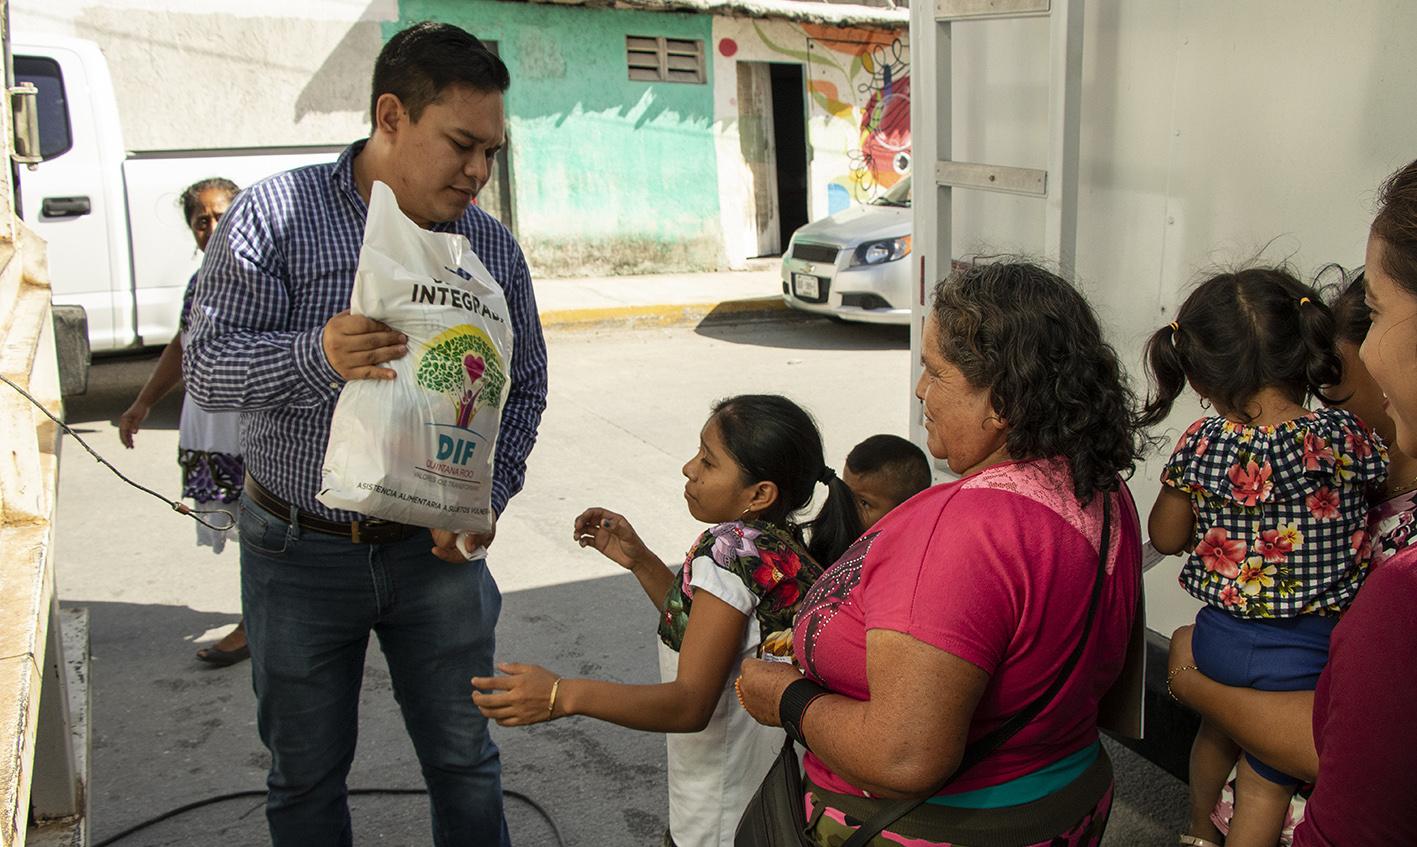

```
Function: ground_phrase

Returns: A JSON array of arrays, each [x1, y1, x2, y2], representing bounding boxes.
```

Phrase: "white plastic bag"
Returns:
[[318, 180, 514, 533]]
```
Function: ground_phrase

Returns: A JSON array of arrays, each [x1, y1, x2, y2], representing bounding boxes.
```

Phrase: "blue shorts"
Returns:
[[1192, 605, 1336, 785]]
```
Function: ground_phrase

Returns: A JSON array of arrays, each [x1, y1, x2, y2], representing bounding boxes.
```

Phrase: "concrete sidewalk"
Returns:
[[534, 266, 792, 329]]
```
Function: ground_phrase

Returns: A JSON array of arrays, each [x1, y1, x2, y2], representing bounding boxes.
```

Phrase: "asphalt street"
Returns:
[[55, 315, 1187, 845]]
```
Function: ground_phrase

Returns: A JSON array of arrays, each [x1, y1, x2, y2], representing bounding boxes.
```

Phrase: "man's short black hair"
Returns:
[[371, 21, 510, 128], [845, 434, 932, 506]]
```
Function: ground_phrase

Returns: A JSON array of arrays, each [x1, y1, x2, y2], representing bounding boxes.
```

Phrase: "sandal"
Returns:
[[195, 643, 250, 666], [1179, 837, 1223, 847], [196, 621, 250, 667]]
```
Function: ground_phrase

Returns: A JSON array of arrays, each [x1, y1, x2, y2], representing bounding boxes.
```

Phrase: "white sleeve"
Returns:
[[687, 555, 758, 617]]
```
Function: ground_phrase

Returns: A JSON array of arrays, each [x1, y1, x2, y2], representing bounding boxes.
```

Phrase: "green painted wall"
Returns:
[[391, 1, 723, 275]]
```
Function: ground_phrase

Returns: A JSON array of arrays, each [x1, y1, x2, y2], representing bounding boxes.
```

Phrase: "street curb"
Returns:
[[539, 296, 802, 331]]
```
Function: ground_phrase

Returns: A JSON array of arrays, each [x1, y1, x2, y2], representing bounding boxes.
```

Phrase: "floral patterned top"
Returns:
[[1162, 408, 1387, 618], [657, 520, 823, 652]]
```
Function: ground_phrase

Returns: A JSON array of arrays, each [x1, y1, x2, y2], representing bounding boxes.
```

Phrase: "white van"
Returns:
[[13, 35, 341, 374]]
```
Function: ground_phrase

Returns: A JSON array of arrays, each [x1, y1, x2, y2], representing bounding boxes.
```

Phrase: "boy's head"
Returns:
[[843, 434, 932, 529]]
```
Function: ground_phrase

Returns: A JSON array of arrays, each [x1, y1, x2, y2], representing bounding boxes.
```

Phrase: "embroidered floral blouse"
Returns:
[[657, 520, 823, 652], [1162, 408, 1387, 618]]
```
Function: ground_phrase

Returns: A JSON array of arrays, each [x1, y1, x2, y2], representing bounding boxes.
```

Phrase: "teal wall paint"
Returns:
[[391, 1, 724, 274]]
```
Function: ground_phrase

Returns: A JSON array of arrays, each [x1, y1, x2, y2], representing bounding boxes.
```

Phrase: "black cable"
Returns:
[[90, 787, 564, 847], [0, 372, 235, 531]]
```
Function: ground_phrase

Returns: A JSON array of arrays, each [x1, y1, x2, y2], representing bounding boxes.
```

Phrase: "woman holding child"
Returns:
[[1168, 159, 1417, 846], [738, 262, 1145, 846], [1140, 265, 1387, 847]]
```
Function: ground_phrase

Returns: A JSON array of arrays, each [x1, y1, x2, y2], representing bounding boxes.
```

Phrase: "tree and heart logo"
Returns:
[[414, 325, 507, 430]]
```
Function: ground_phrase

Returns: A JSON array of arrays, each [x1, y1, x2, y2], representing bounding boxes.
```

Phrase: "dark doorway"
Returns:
[[768, 63, 808, 251]]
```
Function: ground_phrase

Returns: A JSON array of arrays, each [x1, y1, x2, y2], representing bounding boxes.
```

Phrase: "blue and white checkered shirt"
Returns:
[[184, 141, 548, 523]]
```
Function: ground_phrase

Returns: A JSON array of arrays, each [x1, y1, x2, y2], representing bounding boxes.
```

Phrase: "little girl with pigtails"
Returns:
[[470, 394, 862, 847], [1139, 268, 1387, 847]]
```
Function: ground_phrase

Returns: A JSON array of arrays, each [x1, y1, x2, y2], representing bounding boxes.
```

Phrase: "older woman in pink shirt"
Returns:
[[737, 262, 1146, 846]]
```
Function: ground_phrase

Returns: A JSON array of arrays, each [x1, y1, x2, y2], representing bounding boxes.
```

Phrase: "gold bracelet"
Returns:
[[1166, 664, 1198, 702], [547, 677, 563, 720]]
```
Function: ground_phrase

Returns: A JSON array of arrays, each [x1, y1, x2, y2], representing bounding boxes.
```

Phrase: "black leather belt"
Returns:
[[244, 476, 422, 544]]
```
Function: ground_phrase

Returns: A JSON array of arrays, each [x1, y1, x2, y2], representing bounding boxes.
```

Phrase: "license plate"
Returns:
[[792, 273, 820, 299]]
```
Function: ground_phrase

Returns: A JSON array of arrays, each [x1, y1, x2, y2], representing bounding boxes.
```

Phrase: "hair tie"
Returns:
[[1168, 321, 1180, 332], [818, 466, 836, 484], [1298, 296, 1312, 306]]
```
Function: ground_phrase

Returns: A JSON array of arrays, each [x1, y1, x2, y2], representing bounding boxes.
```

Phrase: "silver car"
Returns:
[[781, 177, 911, 325]]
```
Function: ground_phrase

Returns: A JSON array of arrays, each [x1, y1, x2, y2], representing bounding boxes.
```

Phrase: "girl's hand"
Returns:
[[573, 507, 653, 571], [118, 400, 150, 448], [472, 662, 562, 727], [737, 658, 807, 727]]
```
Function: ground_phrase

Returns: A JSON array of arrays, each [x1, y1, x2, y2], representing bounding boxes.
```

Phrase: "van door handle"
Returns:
[[42, 196, 92, 218]]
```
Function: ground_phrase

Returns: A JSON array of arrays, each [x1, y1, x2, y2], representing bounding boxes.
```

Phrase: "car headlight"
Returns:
[[850, 235, 912, 266]]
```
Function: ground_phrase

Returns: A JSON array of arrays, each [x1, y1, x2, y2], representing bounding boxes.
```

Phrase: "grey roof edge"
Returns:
[[500, 0, 909, 28]]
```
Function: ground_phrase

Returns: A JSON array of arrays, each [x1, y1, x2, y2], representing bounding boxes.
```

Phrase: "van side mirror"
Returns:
[[10, 82, 42, 168]]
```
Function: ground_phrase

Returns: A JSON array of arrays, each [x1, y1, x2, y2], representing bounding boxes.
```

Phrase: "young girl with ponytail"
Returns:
[[471, 394, 861, 847], [1139, 268, 1388, 847]]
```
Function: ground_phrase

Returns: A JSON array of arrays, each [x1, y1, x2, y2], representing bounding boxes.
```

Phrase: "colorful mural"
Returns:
[[852, 36, 911, 192], [710, 16, 908, 263], [733, 21, 911, 210], [800, 24, 910, 203]]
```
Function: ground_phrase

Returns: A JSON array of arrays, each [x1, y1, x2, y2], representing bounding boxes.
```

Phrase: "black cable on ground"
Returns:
[[90, 788, 564, 847]]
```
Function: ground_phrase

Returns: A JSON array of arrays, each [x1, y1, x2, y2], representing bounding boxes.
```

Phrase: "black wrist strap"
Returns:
[[779, 678, 829, 748], [836, 496, 1113, 847]]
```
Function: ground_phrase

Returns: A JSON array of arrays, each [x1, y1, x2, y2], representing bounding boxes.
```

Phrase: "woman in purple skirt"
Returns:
[[120, 177, 247, 666]]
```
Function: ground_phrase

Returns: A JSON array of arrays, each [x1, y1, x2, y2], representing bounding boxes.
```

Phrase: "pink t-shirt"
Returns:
[[793, 457, 1142, 796]]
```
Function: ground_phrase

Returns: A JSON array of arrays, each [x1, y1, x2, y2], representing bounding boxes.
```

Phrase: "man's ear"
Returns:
[[372, 92, 407, 137], [748, 480, 779, 515]]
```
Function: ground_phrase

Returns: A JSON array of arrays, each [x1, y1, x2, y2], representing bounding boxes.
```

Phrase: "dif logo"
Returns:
[[430, 424, 486, 466]]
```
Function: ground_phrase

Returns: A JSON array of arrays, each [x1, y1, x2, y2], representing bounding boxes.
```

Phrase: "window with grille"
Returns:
[[626, 36, 705, 84]]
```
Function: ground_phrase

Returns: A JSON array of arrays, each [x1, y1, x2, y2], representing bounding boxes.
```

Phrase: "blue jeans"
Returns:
[[239, 494, 510, 846]]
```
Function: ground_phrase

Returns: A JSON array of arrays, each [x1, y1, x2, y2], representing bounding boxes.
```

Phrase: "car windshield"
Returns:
[[872, 176, 911, 207]]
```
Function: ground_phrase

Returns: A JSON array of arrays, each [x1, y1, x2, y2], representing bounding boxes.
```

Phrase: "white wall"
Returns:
[[921, 1, 1417, 633], [943, 1, 1417, 360], [11, 0, 390, 150]]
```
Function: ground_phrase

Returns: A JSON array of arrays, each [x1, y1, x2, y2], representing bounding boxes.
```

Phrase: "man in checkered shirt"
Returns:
[[184, 22, 547, 847]]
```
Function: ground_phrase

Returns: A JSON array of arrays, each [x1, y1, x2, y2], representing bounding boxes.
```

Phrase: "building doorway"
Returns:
[[736, 61, 808, 257], [768, 63, 808, 252]]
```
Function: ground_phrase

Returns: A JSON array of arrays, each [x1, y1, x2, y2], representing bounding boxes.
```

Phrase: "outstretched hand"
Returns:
[[472, 662, 562, 726], [573, 507, 652, 571]]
